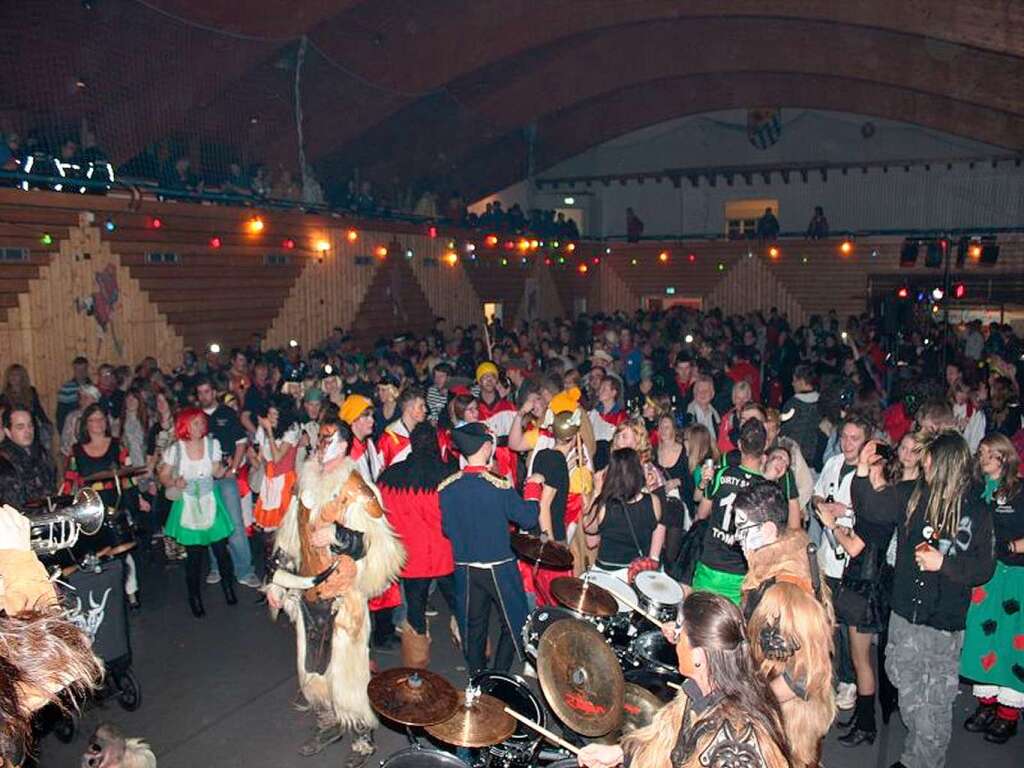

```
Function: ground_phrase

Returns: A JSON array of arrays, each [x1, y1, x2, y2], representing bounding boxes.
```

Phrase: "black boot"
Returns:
[[877, 624, 899, 725], [984, 714, 1018, 744], [838, 694, 877, 747], [185, 546, 205, 618], [188, 593, 205, 618], [222, 577, 238, 606], [964, 700, 999, 733]]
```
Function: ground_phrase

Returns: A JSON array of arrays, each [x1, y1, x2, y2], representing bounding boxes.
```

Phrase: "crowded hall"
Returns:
[[2, 3, 1024, 768]]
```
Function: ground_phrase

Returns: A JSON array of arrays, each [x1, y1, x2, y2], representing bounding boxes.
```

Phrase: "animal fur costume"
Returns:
[[741, 530, 836, 768], [0, 548, 102, 767], [269, 455, 404, 745]]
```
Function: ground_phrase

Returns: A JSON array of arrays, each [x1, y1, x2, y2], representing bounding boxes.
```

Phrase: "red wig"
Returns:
[[174, 407, 208, 441]]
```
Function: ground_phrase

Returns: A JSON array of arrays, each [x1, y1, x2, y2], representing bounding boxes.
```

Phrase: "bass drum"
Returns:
[[470, 671, 546, 766], [381, 745, 467, 766]]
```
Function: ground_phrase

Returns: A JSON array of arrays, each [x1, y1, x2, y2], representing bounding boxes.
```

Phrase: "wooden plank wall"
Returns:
[[0, 217, 184, 416]]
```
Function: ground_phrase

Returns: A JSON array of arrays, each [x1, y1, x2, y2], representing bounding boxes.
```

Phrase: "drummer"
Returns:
[[439, 422, 545, 674], [577, 591, 793, 768], [584, 448, 664, 580]]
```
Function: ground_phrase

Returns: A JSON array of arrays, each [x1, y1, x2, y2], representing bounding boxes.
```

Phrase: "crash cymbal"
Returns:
[[536, 617, 624, 737], [368, 667, 460, 726], [595, 683, 666, 745], [550, 577, 617, 618], [424, 690, 516, 748], [511, 531, 574, 571], [80, 466, 147, 484]]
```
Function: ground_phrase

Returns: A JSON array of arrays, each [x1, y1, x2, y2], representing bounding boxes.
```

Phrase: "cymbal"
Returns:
[[596, 683, 665, 745], [511, 531, 574, 570], [424, 691, 516, 747], [537, 617, 624, 737], [80, 466, 147, 484], [551, 577, 618, 618], [368, 668, 459, 726]]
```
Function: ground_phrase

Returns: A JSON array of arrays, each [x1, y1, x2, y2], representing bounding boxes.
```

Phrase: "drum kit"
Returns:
[[370, 557, 686, 767]]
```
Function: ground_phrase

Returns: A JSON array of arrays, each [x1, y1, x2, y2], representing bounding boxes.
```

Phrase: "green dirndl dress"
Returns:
[[163, 440, 234, 547], [959, 481, 1024, 694]]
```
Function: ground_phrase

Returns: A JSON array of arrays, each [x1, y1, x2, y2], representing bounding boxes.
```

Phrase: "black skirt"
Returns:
[[834, 564, 894, 632]]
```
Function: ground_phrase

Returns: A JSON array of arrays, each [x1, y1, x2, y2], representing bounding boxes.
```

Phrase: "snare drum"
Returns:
[[522, 606, 577, 658], [633, 571, 683, 623], [470, 671, 546, 766], [380, 745, 467, 766], [629, 630, 683, 677], [581, 569, 637, 613]]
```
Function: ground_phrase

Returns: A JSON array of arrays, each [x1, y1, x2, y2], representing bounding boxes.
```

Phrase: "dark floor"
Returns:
[[39, 553, 1016, 768]]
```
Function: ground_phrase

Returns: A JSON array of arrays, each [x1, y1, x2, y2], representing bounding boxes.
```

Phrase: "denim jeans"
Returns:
[[209, 475, 255, 580]]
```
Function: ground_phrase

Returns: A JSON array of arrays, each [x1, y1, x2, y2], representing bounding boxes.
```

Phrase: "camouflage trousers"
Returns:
[[885, 613, 963, 768]]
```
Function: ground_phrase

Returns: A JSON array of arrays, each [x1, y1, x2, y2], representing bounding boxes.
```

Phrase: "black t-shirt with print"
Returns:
[[203, 405, 246, 463], [700, 464, 763, 575], [532, 448, 569, 542]]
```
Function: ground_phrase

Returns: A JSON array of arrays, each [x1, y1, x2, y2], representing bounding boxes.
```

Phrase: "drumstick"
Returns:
[[606, 588, 662, 626], [503, 707, 580, 756], [667, 681, 682, 691]]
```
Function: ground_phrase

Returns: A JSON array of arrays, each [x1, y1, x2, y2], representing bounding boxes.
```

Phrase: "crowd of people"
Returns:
[[0, 303, 1020, 767]]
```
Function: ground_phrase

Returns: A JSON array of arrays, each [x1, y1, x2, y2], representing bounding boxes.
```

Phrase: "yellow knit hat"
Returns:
[[475, 361, 499, 382]]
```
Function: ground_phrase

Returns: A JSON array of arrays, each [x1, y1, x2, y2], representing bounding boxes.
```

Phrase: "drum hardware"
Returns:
[[28, 488, 105, 554], [536, 617, 624, 737], [470, 671, 546, 766], [633, 571, 684, 623], [550, 577, 617, 618], [502, 707, 580, 757], [628, 631, 683, 678], [424, 685, 517, 748]]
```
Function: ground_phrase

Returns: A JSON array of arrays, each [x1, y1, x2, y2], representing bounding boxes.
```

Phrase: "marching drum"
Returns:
[[633, 571, 683, 623], [470, 672, 547, 766], [380, 745, 468, 767]]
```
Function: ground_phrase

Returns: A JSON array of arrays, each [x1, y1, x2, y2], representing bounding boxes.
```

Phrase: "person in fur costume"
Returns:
[[266, 417, 405, 765], [0, 505, 103, 767], [577, 591, 792, 768], [80, 723, 157, 768], [735, 482, 836, 768]]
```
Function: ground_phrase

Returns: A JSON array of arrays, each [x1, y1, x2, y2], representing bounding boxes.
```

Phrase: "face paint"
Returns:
[[736, 521, 771, 553], [318, 425, 345, 464]]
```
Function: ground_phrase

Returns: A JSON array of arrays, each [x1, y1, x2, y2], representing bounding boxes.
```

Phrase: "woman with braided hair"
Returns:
[[577, 591, 792, 768]]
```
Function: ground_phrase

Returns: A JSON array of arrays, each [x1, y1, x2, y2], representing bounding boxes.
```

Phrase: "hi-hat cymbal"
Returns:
[[550, 577, 618, 618], [368, 667, 460, 726], [80, 466, 147, 484], [424, 691, 516, 748], [596, 683, 666, 744], [537, 617, 624, 737], [511, 532, 574, 570]]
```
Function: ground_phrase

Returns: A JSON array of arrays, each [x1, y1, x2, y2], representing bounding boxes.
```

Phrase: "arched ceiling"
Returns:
[[4, 0, 1023, 199]]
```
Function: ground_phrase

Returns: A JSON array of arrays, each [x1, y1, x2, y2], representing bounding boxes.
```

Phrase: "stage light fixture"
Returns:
[[346, 229, 358, 243], [592, 257, 600, 265], [665, 287, 676, 295], [444, 251, 458, 266], [315, 239, 330, 252], [517, 239, 530, 252], [428, 226, 438, 238], [531, 240, 539, 250], [289, 339, 299, 348], [552, 241, 560, 248], [209, 343, 221, 354], [374, 245, 388, 259], [717, 262, 725, 271], [688, 253, 696, 263], [896, 286, 909, 299], [544, 258, 552, 266], [953, 282, 967, 299], [104, 218, 116, 232], [406, 248, 414, 260], [465, 243, 476, 253], [565, 243, 576, 253], [564, 196, 575, 205], [282, 238, 296, 250], [924, 238, 947, 268], [247, 216, 264, 234], [658, 251, 669, 263], [41, 233, 53, 245], [684, 334, 694, 344], [149, 217, 162, 230], [209, 236, 222, 249], [577, 263, 588, 274], [969, 243, 982, 260], [931, 287, 945, 301], [485, 235, 499, 247], [899, 239, 918, 267], [839, 239, 854, 255], [501, 258, 508, 266], [768, 246, 781, 260]]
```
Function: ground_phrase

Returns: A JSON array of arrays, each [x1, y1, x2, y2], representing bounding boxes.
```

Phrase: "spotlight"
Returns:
[[953, 282, 967, 299], [839, 239, 854, 256], [658, 251, 669, 263], [896, 286, 909, 299], [552, 241, 560, 248], [289, 339, 299, 348], [605, 247, 612, 255], [504, 241, 515, 250], [282, 238, 296, 250], [931, 287, 945, 301], [484, 235, 498, 248], [149, 217, 162, 230], [530, 240, 539, 250], [577, 263, 588, 274], [768, 246, 781, 260], [969, 243, 982, 260], [544, 258, 552, 266], [447, 240, 456, 249], [565, 243, 576, 253], [564, 196, 575, 205], [684, 334, 694, 344], [665, 287, 676, 295], [501, 258, 508, 266], [209, 236, 222, 248], [517, 239, 530, 252], [427, 226, 438, 239], [592, 257, 600, 265], [41, 232, 53, 245], [688, 253, 696, 263], [208, 343, 221, 354], [374, 245, 388, 259], [405, 248, 414, 260], [630, 258, 638, 266], [247, 216, 264, 234], [465, 243, 476, 253], [315, 239, 330, 252], [346, 229, 358, 243], [717, 262, 725, 271], [444, 251, 458, 266], [104, 218, 116, 232]]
